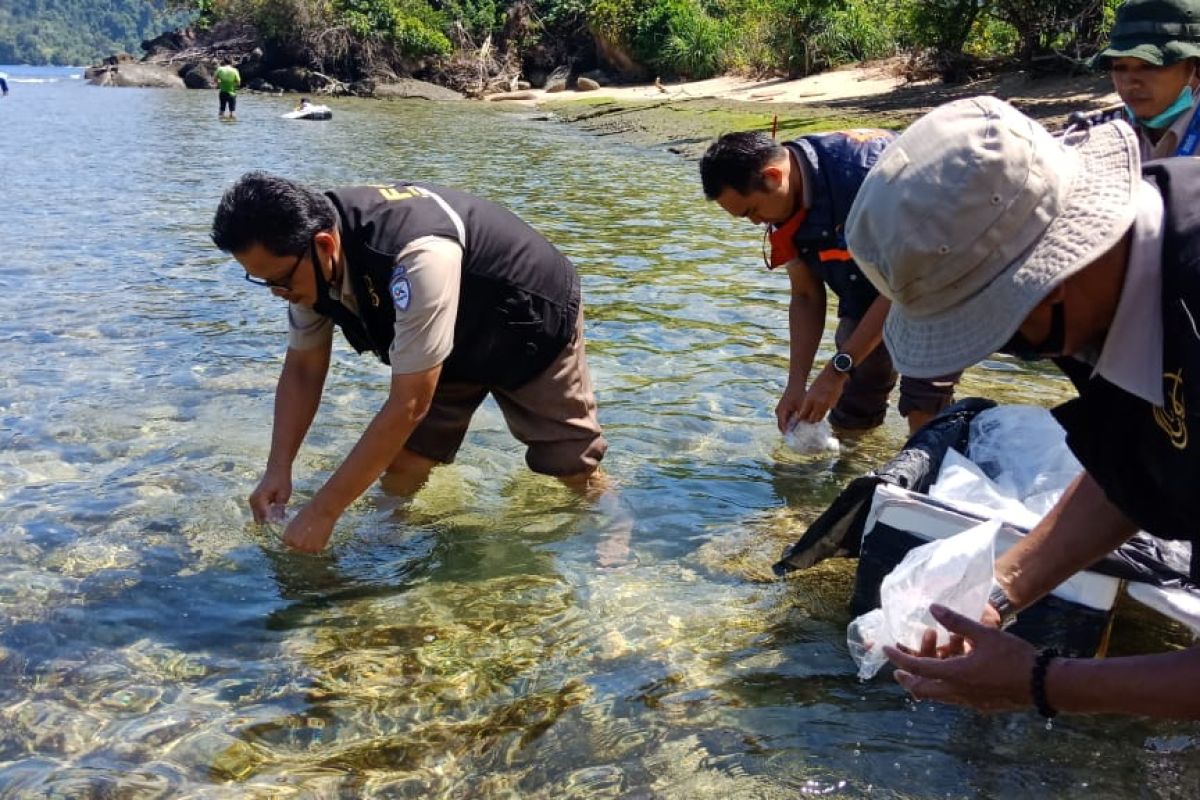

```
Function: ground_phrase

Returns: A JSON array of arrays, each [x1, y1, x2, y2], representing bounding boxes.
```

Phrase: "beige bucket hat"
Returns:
[[844, 95, 1141, 379]]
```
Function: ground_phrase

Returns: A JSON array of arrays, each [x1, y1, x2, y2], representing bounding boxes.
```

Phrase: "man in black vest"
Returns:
[[699, 130, 960, 438], [212, 172, 607, 552], [845, 96, 1200, 719]]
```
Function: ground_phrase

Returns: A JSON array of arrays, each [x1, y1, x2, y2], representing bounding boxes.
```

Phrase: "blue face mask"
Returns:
[[1127, 85, 1197, 129]]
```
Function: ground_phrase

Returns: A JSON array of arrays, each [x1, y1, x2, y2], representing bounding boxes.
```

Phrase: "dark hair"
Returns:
[[211, 171, 337, 255], [699, 131, 786, 199]]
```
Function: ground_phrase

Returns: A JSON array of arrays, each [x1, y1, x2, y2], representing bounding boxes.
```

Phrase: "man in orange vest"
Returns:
[[701, 130, 961, 437]]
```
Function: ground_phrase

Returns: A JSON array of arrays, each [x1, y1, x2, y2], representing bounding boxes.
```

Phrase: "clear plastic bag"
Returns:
[[966, 406, 1082, 516], [265, 503, 295, 525], [783, 419, 840, 455], [929, 449, 1041, 529], [847, 519, 999, 679]]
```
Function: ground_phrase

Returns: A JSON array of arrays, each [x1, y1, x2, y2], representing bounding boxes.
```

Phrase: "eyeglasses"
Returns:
[[244, 247, 306, 289]]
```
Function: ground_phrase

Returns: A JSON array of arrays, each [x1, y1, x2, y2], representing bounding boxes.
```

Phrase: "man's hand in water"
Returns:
[[775, 382, 807, 433], [883, 604, 1035, 712], [282, 502, 338, 553], [249, 469, 292, 523], [797, 364, 848, 423]]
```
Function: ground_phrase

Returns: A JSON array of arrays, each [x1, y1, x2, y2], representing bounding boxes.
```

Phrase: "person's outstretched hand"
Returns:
[[796, 364, 848, 424], [249, 468, 292, 523], [775, 383, 807, 433], [884, 604, 1037, 712], [282, 502, 338, 553]]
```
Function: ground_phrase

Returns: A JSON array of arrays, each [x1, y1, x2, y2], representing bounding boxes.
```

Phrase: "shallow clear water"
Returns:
[[0, 65, 1196, 798]]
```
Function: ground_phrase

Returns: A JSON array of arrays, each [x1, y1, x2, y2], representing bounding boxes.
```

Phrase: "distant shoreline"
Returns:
[[65, 51, 1123, 162], [516, 62, 1120, 159]]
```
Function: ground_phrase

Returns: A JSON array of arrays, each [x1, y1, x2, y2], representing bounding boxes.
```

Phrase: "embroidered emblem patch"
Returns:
[[1153, 368, 1188, 450], [390, 273, 411, 311]]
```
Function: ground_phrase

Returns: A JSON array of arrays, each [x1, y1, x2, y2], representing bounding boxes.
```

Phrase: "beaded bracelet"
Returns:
[[1031, 647, 1060, 719]]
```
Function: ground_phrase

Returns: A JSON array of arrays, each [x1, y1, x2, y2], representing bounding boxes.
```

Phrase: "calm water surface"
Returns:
[[0, 65, 1196, 798]]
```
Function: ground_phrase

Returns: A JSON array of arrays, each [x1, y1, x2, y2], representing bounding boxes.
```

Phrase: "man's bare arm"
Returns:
[[995, 471, 1139, 611], [311, 365, 441, 518]]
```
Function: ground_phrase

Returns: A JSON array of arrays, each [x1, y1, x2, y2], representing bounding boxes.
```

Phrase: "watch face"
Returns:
[[833, 353, 853, 373]]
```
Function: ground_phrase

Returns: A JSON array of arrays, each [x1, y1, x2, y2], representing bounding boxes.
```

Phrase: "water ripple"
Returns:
[[0, 65, 1183, 798]]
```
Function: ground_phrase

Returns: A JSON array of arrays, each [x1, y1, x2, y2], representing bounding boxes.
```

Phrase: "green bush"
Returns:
[[334, 0, 451, 56], [588, 0, 725, 78], [644, 0, 727, 78], [714, 0, 897, 78], [440, 0, 502, 41], [899, 0, 984, 57], [391, 15, 453, 55]]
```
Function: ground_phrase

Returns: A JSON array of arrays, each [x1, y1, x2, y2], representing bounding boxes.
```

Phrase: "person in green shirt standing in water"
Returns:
[[214, 59, 241, 120]]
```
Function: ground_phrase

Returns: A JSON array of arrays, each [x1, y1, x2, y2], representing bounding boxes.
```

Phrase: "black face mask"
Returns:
[[1001, 301, 1066, 361]]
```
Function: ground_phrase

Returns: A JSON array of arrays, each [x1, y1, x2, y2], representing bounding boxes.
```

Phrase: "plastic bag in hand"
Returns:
[[784, 419, 840, 455], [847, 518, 999, 679]]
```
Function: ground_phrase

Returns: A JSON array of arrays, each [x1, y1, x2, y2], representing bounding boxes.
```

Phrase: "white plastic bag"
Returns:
[[847, 519, 999, 679], [929, 449, 1041, 530], [783, 419, 840, 455], [966, 406, 1082, 516]]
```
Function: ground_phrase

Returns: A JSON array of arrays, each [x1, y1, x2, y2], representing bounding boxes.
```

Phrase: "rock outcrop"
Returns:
[[85, 62, 185, 89], [180, 63, 214, 90], [373, 79, 464, 101]]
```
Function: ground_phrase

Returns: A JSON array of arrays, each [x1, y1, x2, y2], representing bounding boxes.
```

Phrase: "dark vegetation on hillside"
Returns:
[[1, 0, 189, 65], [10, 0, 1122, 93]]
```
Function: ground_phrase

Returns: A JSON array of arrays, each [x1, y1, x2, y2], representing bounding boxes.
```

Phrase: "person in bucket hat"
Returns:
[[1094, 0, 1200, 159], [845, 95, 1200, 719]]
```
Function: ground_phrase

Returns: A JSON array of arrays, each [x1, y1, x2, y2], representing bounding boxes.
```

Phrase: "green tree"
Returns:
[[0, 0, 191, 65]]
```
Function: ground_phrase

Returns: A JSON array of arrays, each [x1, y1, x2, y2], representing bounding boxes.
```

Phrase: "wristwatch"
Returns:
[[831, 351, 855, 375], [988, 583, 1019, 630]]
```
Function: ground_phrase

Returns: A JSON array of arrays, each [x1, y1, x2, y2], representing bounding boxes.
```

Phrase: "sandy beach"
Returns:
[[487, 58, 1121, 112], [489, 59, 1123, 159]]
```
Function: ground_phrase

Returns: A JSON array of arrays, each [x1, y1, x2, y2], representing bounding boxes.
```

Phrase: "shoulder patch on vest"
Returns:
[[390, 271, 411, 312]]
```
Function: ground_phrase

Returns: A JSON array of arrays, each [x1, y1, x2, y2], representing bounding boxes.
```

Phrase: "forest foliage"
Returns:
[[173, 0, 1127, 82], [1, 1, 190, 65], [10, 0, 1125, 84]]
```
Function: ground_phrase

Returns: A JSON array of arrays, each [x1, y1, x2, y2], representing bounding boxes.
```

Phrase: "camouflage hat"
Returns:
[[1092, 0, 1200, 68]]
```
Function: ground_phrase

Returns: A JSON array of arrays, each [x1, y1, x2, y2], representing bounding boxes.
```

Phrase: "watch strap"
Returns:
[[988, 584, 1019, 630]]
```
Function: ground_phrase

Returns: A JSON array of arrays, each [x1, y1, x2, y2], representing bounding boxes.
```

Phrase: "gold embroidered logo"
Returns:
[[1153, 368, 1188, 450], [369, 184, 425, 202]]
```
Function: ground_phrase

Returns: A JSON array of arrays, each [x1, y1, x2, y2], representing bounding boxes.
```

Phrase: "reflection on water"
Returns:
[[0, 65, 1196, 797]]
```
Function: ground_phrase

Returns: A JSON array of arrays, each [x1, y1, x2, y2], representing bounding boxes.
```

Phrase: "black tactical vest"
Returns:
[[784, 131, 896, 320], [320, 183, 580, 389], [1051, 160, 1200, 577]]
